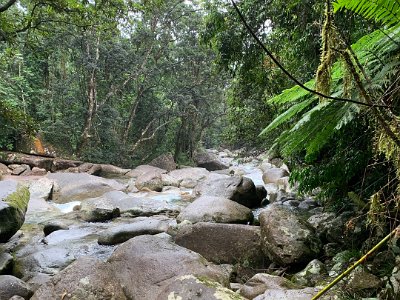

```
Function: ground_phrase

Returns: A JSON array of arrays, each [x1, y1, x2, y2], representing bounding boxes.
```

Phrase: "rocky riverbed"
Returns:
[[0, 149, 399, 299]]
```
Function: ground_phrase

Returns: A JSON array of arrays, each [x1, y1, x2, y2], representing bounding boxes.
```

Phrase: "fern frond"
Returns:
[[259, 98, 315, 136], [267, 80, 315, 104], [334, 0, 400, 26], [278, 102, 359, 161]]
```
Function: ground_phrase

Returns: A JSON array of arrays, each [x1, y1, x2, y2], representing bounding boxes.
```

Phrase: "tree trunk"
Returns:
[[76, 34, 100, 156], [122, 86, 144, 143]]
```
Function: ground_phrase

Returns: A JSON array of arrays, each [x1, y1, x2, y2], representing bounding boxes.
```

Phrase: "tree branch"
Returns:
[[230, 0, 390, 109], [0, 0, 17, 13]]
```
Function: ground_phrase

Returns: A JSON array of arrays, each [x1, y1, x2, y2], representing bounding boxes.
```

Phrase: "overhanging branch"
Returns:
[[230, 0, 390, 109], [0, 0, 17, 13]]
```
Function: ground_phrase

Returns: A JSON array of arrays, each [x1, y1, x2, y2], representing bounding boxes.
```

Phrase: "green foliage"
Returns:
[[334, 0, 400, 26], [289, 118, 395, 208], [261, 24, 400, 161], [0, 47, 38, 149]]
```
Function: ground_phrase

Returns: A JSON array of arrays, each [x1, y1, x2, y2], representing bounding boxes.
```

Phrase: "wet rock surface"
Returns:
[[177, 196, 253, 224], [1, 149, 392, 300]]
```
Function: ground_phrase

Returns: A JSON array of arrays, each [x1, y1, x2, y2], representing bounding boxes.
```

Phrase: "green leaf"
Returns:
[[260, 98, 315, 136], [334, 0, 400, 26]]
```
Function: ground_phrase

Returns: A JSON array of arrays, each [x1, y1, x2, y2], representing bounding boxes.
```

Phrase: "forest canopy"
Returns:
[[1, 0, 400, 220]]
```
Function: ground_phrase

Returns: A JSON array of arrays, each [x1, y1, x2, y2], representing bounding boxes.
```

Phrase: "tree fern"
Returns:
[[261, 24, 399, 162], [333, 0, 400, 26]]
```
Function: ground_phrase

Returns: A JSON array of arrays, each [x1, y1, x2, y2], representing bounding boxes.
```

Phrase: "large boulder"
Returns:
[[193, 150, 229, 171], [0, 181, 30, 242], [126, 164, 166, 178], [0, 151, 53, 170], [47, 173, 126, 203], [78, 190, 122, 222], [108, 235, 229, 299], [98, 216, 174, 245], [308, 211, 368, 247], [31, 257, 127, 300], [51, 158, 83, 171], [135, 171, 163, 192], [80, 191, 183, 218], [99, 164, 130, 176], [259, 205, 321, 266], [177, 196, 253, 224], [174, 222, 266, 267], [169, 167, 210, 188], [0, 275, 33, 300], [29, 177, 53, 200], [149, 153, 177, 171], [0, 162, 11, 175], [194, 175, 261, 208], [262, 167, 289, 184], [62, 162, 102, 175]]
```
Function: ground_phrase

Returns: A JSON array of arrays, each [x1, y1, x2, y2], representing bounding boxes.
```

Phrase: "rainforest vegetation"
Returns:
[[1, 0, 400, 229]]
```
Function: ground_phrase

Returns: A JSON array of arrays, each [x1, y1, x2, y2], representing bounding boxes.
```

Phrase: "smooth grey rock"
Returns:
[[174, 222, 266, 267], [169, 167, 210, 188], [108, 235, 229, 300], [31, 257, 127, 300], [194, 150, 229, 171], [81, 205, 120, 222], [98, 164, 130, 176], [29, 178, 53, 200], [177, 196, 253, 224], [79, 192, 125, 222], [98, 217, 174, 245], [160, 173, 180, 187], [126, 165, 166, 178], [42, 221, 69, 236], [18, 247, 75, 277], [135, 171, 163, 192], [259, 205, 321, 265], [149, 153, 176, 171], [0, 275, 33, 300], [262, 168, 289, 184], [47, 172, 125, 203], [81, 191, 183, 218], [194, 175, 260, 208]]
